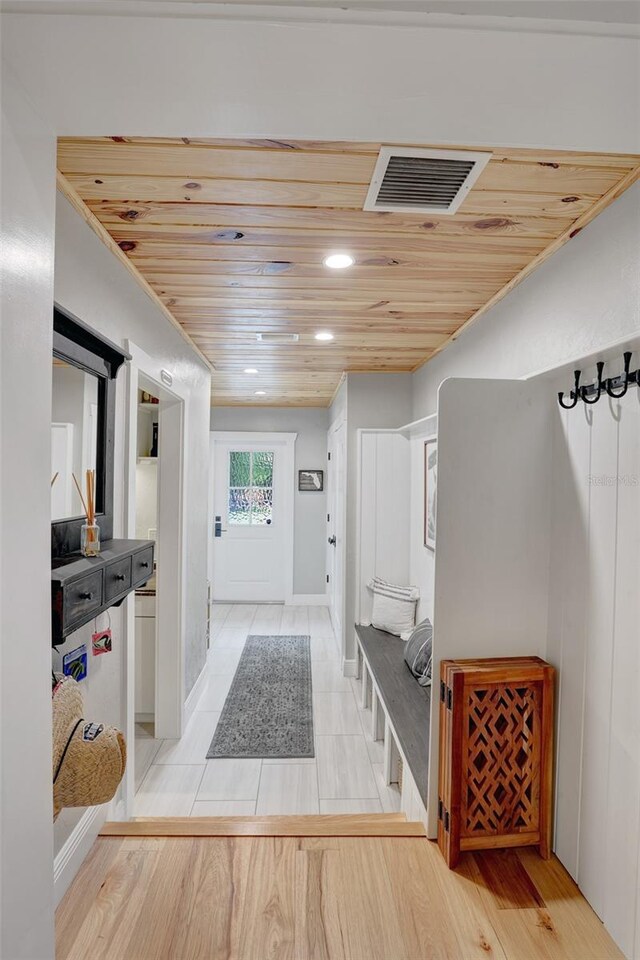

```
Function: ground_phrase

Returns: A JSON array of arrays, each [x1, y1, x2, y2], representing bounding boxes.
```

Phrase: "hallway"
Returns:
[[135, 604, 400, 817]]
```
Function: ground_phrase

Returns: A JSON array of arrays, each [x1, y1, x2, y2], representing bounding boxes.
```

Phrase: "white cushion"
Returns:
[[367, 577, 419, 637]]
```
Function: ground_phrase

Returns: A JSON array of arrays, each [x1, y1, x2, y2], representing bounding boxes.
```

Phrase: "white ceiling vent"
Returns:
[[364, 147, 491, 215], [256, 333, 300, 344]]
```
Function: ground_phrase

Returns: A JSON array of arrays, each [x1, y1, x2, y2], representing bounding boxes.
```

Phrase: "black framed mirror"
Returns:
[[51, 305, 129, 558]]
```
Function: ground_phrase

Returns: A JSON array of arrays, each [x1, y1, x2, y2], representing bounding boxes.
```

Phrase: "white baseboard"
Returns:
[[342, 658, 358, 677], [286, 594, 329, 606], [184, 658, 209, 726], [54, 804, 108, 906]]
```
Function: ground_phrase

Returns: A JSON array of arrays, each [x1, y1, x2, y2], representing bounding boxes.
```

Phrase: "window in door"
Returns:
[[228, 450, 274, 525]]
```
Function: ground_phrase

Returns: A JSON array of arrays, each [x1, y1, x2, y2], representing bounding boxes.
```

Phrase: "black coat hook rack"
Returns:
[[558, 352, 638, 408]]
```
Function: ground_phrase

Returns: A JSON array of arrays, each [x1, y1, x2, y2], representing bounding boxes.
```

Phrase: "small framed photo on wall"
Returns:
[[424, 439, 437, 550], [298, 469, 324, 492]]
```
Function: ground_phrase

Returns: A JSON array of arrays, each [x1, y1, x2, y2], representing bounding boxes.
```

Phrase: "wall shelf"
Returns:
[[51, 538, 155, 646]]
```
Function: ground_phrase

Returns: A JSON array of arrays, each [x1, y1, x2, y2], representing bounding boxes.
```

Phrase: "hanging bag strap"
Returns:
[[53, 718, 84, 783]]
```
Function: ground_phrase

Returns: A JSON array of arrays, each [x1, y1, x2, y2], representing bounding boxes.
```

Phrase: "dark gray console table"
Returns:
[[51, 539, 155, 645]]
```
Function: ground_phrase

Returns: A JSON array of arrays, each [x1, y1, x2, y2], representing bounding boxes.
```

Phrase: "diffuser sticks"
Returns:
[[73, 469, 100, 557]]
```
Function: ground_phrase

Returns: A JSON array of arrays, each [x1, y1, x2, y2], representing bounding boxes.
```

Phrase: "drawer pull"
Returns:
[[114, 574, 126, 582], [140, 561, 149, 569], [80, 591, 93, 600]]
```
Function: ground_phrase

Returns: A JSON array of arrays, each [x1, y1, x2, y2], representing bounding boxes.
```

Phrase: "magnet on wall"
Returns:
[[62, 644, 88, 681], [92, 629, 112, 656]]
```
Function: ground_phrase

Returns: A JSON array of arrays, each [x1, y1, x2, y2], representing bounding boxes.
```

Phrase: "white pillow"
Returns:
[[367, 577, 420, 637]]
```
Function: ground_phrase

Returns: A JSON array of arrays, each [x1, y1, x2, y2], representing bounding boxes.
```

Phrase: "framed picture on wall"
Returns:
[[298, 469, 324, 492], [424, 439, 437, 550]]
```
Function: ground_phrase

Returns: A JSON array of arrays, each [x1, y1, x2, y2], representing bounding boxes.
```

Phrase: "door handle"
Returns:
[[328, 535, 337, 546], [214, 517, 227, 538]]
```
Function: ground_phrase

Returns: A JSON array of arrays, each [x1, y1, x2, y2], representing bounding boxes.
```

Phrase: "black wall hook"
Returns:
[[558, 370, 581, 409], [581, 361, 605, 405], [606, 351, 632, 399], [558, 351, 638, 408]]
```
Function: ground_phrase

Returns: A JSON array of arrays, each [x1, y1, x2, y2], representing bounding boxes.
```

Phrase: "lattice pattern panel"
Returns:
[[462, 683, 541, 837]]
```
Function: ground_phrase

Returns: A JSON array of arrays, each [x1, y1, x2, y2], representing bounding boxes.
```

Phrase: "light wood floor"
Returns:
[[57, 821, 623, 960]]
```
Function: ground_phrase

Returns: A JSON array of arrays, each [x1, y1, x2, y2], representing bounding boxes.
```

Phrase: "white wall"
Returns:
[[55, 192, 211, 697], [413, 184, 640, 418], [4, 13, 639, 154], [408, 418, 438, 625], [211, 406, 329, 597], [340, 374, 413, 661], [548, 386, 640, 959], [0, 67, 57, 960], [356, 431, 411, 625], [51, 193, 211, 858]]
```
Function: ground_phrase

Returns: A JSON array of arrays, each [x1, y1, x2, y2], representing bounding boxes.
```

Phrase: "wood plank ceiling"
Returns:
[[57, 138, 640, 406]]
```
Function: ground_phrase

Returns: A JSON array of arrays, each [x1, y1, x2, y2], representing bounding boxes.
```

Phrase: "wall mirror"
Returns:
[[51, 305, 129, 558], [51, 358, 101, 522]]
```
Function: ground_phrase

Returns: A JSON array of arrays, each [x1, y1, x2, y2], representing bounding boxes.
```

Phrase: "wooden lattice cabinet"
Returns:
[[438, 656, 554, 868]]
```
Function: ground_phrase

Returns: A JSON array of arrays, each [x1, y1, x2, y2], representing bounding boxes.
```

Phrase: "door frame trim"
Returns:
[[211, 431, 297, 603], [123, 340, 187, 817], [327, 418, 347, 662]]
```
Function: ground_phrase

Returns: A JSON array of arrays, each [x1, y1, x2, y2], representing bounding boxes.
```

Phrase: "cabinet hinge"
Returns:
[[444, 809, 450, 832], [328, 452, 331, 460], [327, 513, 331, 523], [326, 574, 330, 584], [440, 682, 453, 709]]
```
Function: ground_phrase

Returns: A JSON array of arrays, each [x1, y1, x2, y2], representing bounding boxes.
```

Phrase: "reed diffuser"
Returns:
[[73, 469, 100, 557]]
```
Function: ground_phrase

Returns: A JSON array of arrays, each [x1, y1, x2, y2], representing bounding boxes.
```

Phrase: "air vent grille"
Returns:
[[256, 332, 300, 344], [364, 147, 491, 215]]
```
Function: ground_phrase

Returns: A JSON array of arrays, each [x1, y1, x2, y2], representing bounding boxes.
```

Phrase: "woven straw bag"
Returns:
[[52, 675, 126, 820]]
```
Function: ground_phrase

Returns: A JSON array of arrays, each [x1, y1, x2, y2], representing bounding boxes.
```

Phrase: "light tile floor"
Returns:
[[134, 603, 402, 816]]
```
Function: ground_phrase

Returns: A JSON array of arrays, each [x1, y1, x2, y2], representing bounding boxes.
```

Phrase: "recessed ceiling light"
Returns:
[[323, 253, 354, 269], [255, 390, 267, 396], [315, 331, 334, 342], [244, 368, 258, 374]]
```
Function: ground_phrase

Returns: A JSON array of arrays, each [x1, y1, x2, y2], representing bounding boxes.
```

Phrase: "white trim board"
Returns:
[[184, 658, 209, 727], [287, 594, 328, 607], [54, 804, 108, 906]]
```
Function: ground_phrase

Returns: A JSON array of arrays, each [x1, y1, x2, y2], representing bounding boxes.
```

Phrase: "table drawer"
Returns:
[[104, 556, 132, 602], [132, 546, 154, 586], [65, 570, 103, 630]]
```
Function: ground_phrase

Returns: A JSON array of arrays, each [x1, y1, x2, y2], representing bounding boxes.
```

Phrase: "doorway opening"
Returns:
[[211, 432, 296, 603], [123, 342, 186, 817], [133, 380, 160, 783]]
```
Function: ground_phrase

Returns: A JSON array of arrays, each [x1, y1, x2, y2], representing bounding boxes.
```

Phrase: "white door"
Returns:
[[327, 422, 346, 648], [212, 434, 295, 602]]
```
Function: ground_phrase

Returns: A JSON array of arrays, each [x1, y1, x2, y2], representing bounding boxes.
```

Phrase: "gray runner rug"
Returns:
[[206, 634, 314, 759]]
